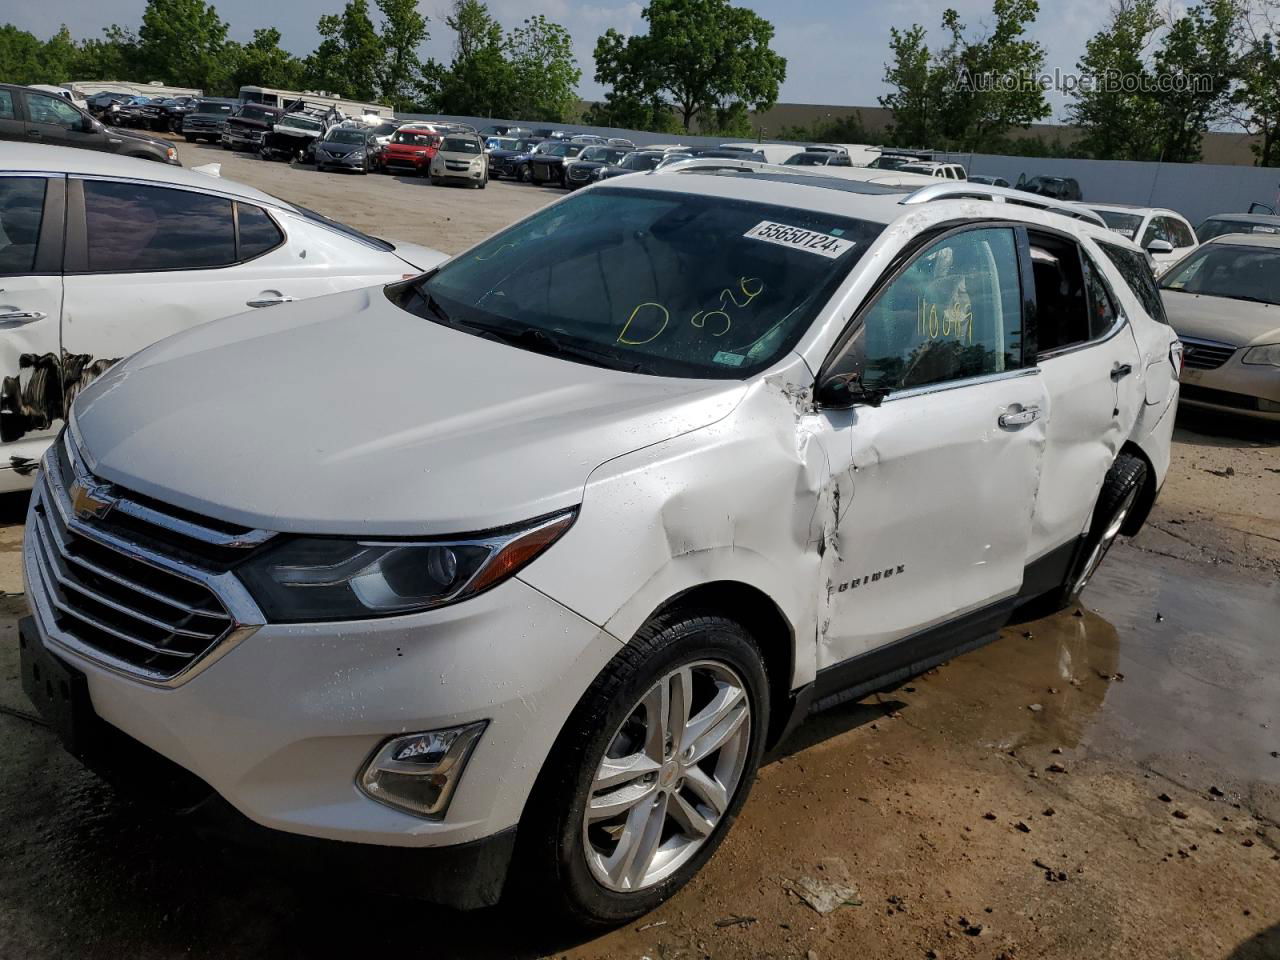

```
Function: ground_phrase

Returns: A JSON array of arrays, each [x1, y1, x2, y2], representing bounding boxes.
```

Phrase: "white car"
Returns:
[[898, 161, 968, 180], [1087, 203, 1197, 275], [0, 145, 445, 492], [19, 171, 1179, 924]]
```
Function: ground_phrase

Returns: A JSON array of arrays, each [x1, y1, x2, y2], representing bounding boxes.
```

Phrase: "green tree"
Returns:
[[881, 0, 1050, 151], [434, 0, 513, 116], [580, 93, 681, 133], [1150, 0, 1241, 162], [376, 0, 429, 110], [41, 25, 80, 82], [1066, 0, 1163, 160], [308, 0, 383, 100], [224, 28, 305, 95], [593, 0, 786, 133], [880, 23, 940, 146], [1233, 28, 1280, 165], [506, 15, 580, 122], [76, 25, 145, 81], [137, 0, 230, 89], [0, 25, 44, 84]]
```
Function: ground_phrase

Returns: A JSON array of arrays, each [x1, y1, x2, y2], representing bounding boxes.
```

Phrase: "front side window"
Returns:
[[1160, 243, 1280, 306], [27, 93, 82, 128], [0, 177, 46, 274], [1140, 217, 1168, 248], [83, 181, 235, 272], [396, 187, 884, 379], [1099, 241, 1168, 323], [847, 228, 1024, 391]]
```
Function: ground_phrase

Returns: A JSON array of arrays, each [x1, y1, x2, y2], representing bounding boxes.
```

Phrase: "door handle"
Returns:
[[0, 310, 47, 325], [246, 295, 295, 308], [998, 406, 1041, 428], [1110, 363, 1133, 381]]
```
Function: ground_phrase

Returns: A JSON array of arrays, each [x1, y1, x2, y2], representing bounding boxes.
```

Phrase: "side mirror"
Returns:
[[816, 372, 889, 410], [1146, 239, 1174, 254]]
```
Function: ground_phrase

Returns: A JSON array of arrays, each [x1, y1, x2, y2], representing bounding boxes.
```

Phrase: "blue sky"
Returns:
[[8, 0, 1103, 119]]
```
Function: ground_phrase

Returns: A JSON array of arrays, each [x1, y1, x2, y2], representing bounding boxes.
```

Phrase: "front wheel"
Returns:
[[515, 613, 768, 926]]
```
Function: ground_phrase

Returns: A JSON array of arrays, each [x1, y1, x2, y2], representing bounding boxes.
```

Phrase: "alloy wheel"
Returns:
[[1073, 486, 1139, 596], [582, 660, 751, 893]]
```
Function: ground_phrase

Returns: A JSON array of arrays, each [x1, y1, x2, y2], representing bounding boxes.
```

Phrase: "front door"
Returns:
[[817, 225, 1048, 666], [21, 91, 103, 152], [0, 174, 64, 489]]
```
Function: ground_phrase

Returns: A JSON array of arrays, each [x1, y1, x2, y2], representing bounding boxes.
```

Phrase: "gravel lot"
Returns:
[[0, 144, 1277, 959]]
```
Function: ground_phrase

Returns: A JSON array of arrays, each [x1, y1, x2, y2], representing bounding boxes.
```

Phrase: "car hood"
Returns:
[[186, 111, 231, 122], [318, 141, 363, 155], [105, 126, 170, 148], [1161, 290, 1280, 348], [72, 287, 743, 536]]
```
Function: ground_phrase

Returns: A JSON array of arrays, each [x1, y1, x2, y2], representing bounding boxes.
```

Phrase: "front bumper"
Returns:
[[1179, 358, 1280, 421], [224, 130, 265, 150], [21, 485, 622, 857], [433, 163, 485, 182], [317, 152, 367, 169]]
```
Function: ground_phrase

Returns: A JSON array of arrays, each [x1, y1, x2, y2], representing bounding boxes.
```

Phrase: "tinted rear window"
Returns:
[[0, 177, 46, 274], [1099, 241, 1168, 323], [83, 181, 235, 272]]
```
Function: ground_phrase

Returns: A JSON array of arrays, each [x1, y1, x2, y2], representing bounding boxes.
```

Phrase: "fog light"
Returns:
[[358, 721, 486, 819]]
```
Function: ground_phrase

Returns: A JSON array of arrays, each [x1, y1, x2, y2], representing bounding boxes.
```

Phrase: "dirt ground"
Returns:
[[0, 145, 1278, 959]]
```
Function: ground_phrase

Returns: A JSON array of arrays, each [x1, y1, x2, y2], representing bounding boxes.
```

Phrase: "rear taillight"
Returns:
[[1170, 340, 1184, 378]]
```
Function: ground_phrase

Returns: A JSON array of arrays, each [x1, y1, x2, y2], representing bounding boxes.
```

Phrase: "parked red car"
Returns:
[[382, 128, 441, 176]]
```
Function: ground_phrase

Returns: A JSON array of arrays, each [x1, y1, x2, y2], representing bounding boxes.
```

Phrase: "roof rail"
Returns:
[[900, 182, 1107, 228], [652, 156, 799, 177]]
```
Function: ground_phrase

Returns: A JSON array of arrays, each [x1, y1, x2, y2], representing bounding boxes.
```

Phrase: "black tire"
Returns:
[[514, 612, 769, 927], [1043, 452, 1148, 611], [519, 165, 532, 183], [430, 176, 441, 186]]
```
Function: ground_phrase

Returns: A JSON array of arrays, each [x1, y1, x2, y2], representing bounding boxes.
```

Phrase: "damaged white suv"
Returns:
[[20, 167, 1180, 925]]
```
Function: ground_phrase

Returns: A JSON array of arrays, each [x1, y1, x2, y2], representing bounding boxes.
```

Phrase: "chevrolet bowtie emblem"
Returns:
[[70, 478, 117, 521]]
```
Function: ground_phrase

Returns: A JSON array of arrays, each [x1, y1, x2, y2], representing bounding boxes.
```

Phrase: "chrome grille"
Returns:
[[1180, 337, 1236, 371], [24, 433, 267, 685]]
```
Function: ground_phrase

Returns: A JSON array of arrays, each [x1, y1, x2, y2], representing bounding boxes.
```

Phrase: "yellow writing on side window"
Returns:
[[916, 297, 973, 345]]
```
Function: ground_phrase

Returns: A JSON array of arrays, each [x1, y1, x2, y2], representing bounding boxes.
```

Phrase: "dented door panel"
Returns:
[[0, 173, 63, 488], [816, 371, 1049, 666]]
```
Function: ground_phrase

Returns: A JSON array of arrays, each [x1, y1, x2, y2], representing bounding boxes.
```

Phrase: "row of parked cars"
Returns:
[[3, 113, 1277, 930]]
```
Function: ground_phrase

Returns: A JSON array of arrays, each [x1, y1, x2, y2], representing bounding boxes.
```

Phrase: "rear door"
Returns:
[[61, 178, 402, 378], [1024, 228, 1144, 565], [0, 174, 65, 487], [0, 89, 26, 142]]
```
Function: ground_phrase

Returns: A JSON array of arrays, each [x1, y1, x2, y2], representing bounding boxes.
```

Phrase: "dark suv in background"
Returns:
[[0, 83, 180, 164], [180, 98, 238, 143], [1017, 175, 1084, 202]]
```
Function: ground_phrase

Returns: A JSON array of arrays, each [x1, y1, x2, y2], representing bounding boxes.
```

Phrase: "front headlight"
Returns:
[[1242, 343, 1280, 366], [237, 510, 576, 621], [351, 150, 366, 159]]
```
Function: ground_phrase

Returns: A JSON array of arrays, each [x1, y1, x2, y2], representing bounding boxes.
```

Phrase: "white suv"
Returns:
[[19, 168, 1180, 924]]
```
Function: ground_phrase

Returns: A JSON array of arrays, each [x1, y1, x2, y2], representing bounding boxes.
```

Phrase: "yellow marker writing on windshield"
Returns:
[[618, 302, 670, 344]]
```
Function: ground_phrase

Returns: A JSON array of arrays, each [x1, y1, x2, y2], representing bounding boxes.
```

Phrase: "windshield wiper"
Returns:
[[457, 321, 658, 374]]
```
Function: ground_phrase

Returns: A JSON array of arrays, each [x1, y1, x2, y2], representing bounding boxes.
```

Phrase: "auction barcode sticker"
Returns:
[[744, 221, 855, 259]]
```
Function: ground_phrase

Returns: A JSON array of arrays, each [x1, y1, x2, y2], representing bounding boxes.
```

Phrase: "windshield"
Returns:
[[283, 115, 323, 131], [394, 187, 883, 379], [621, 153, 663, 171], [372, 122, 399, 137], [328, 129, 367, 144], [393, 130, 437, 146], [195, 101, 232, 114], [292, 203, 393, 251], [238, 106, 276, 122], [489, 137, 519, 151], [1196, 218, 1280, 241], [784, 154, 829, 166], [1096, 210, 1144, 239], [443, 137, 481, 153], [1160, 243, 1280, 305]]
